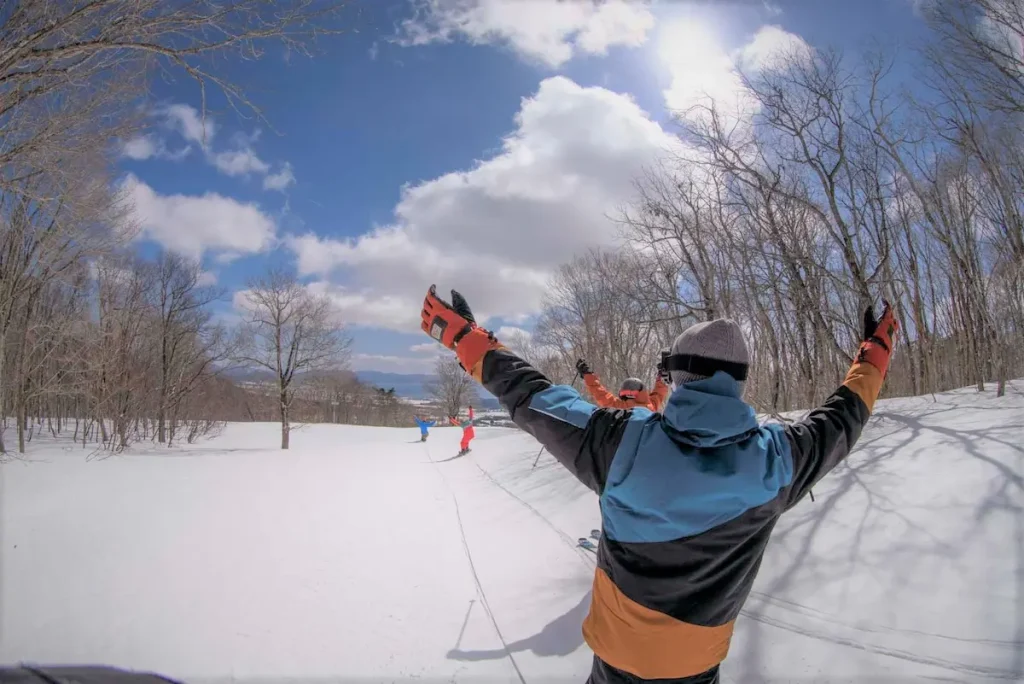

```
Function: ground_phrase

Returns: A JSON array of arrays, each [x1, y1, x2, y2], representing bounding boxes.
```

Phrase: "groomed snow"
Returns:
[[2, 382, 1022, 682]]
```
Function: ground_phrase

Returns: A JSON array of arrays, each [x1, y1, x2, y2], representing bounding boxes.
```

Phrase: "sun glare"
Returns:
[[656, 20, 725, 72]]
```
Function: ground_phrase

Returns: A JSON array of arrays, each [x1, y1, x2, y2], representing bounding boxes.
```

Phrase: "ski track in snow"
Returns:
[[422, 440, 529, 684], [3, 382, 1023, 682], [466, 454, 596, 571]]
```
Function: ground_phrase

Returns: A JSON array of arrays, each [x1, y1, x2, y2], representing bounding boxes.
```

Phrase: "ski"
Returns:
[[578, 538, 597, 554]]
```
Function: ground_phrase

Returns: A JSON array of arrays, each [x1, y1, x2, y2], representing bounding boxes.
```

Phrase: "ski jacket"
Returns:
[[450, 407, 476, 431], [583, 372, 659, 411], [414, 418, 435, 433], [475, 347, 881, 683], [649, 376, 670, 412]]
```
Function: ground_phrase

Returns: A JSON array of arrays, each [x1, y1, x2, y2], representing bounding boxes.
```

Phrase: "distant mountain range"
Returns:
[[221, 367, 497, 407], [354, 371, 435, 399], [356, 370, 499, 408]]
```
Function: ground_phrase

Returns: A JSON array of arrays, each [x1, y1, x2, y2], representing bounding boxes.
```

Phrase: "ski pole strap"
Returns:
[[663, 353, 749, 382]]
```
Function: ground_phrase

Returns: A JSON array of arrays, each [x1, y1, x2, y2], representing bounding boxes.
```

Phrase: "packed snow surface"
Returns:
[[3, 382, 1023, 682]]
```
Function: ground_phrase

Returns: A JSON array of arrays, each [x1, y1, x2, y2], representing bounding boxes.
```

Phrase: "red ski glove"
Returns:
[[857, 300, 900, 377], [420, 285, 501, 377], [422, 285, 474, 349]]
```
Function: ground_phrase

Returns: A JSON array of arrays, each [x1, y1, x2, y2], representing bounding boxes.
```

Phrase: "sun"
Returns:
[[657, 19, 724, 72]]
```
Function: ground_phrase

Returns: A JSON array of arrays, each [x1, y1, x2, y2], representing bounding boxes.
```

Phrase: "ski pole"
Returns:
[[532, 369, 581, 469], [531, 444, 545, 468], [809, 489, 815, 503]]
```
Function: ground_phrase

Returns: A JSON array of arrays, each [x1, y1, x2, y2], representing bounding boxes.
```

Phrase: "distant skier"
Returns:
[[420, 284, 899, 684], [575, 359, 669, 412], [414, 415, 435, 442], [449, 405, 476, 456]]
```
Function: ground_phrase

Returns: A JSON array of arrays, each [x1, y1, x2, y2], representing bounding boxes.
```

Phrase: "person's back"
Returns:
[[582, 370, 791, 681], [419, 285, 898, 683]]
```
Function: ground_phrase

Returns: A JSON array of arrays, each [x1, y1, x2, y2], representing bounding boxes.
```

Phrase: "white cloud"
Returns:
[[658, 20, 812, 118], [160, 103, 214, 146], [305, 281, 427, 331], [659, 20, 746, 116], [263, 163, 297, 191], [120, 134, 191, 162], [122, 174, 276, 261], [496, 325, 531, 341], [197, 270, 219, 286], [350, 353, 438, 374], [121, 135, 159, 160], [738, 25, 813, 72], [410, 342, 441, 353], [285, 76, 678, 332], [210, 147, 271, 176], [398, 0, 654, 68], [134, 104, 290, 191]]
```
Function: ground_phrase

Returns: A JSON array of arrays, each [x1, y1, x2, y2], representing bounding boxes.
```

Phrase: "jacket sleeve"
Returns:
[[426, 420, 435, 427], [780, 360, 880, 508], [480, 349, 633, 494], [649, 377, 669, 412], [582, 372, 630, 410]]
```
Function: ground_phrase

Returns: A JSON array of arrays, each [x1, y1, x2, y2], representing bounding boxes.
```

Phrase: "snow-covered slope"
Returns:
[[2, 383, 1022, 683]]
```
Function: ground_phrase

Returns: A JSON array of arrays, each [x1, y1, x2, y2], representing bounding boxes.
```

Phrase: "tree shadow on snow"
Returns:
[[735, 403, 1024, 682], [447, 591, 590, 662]]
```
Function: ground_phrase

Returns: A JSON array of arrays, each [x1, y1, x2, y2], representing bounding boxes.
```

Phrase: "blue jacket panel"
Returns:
[[600, 373, 794, 544]]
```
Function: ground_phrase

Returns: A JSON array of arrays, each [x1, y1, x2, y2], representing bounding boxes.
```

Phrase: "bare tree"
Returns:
[[923, 0, 1024, 117], [0, 155, 126, 452], [426, 355, 476, 419], [148, 251, 227, 444], [235, 269, 351, 449], [534, 251, 664, 391], [0, 0, 350, 191]]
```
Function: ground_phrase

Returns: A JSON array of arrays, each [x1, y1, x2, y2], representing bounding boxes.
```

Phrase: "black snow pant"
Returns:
[[587, 657, 719, 684]]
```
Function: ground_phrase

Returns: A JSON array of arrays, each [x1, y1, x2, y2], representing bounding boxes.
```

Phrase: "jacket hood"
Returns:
[[661, 371, 758, 448]]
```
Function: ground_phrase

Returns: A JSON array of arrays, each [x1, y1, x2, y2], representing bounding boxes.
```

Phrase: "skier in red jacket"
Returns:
[[449, 405, 476, 456]]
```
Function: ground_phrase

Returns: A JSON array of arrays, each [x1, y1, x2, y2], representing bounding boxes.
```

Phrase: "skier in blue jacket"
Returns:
[[414, 416, 435, 442]]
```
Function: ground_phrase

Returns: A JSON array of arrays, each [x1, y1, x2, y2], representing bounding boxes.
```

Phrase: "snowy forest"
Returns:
[[518, 0, 1024, 415], [1, 0, 1023, 455]]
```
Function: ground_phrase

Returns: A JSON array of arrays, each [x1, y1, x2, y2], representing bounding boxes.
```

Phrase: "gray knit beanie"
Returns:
[[669, 319, 750, 392], [619, 378, 644, 393]]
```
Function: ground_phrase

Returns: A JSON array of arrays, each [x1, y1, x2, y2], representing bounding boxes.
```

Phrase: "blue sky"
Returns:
[[118, 0, 930, 374]]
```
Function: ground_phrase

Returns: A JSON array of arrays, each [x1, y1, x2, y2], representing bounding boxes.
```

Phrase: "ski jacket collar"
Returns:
[[661, 371, 758, 448]]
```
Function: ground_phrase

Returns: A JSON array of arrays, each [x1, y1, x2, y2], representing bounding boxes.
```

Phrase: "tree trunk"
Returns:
[[158, 346, 168, 443], [0, 330, 6, 454], [17, 399, 25, 454], [280, 391, 290, 450]]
